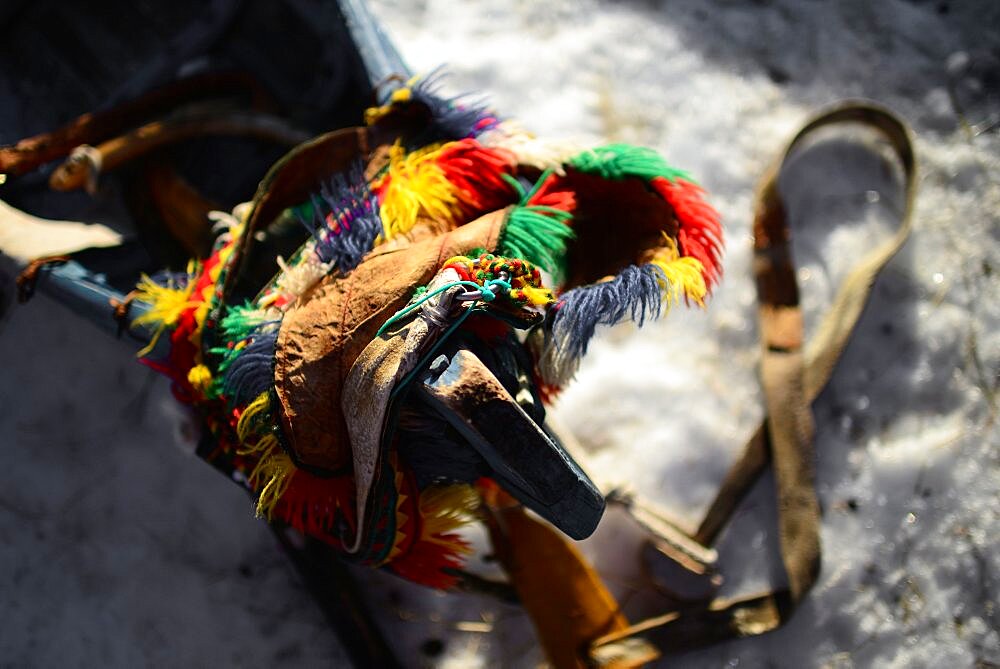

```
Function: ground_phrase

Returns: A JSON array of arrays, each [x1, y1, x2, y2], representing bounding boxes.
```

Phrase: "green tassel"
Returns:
[[219, 303, 272, 343], [207, 305, 278, 394], [569, 143, 692, 183], [499, 204, 574, 280]]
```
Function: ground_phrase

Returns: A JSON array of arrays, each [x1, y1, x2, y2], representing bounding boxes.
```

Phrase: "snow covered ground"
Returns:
[[1, 0, 997, 667]]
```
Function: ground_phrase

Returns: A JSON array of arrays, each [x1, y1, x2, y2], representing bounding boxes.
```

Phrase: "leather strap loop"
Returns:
[[591, 101, 917, 656]]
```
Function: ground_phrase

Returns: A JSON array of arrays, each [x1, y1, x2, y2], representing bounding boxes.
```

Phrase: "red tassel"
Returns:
[[651, 176, 723, 290], [387, 477, 476, 589], [272, 468, 357, 542], [436, 139, 517, 216], [388, 534, 470, 589], [526, 171, 577, 213]]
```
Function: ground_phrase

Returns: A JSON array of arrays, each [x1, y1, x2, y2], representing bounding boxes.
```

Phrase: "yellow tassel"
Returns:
[[248, 444, 296, 519], [649, 235, 708, 307], [132, 270, 198, 357], [236, 392, 271, 443], [375, 142, 463, 239], [186, 364, 213, 393], [238, 391, 294, 519], [238, 433, 278, 456], [132, 271, 197, 328], [417, 484, 479, 550], [246, 437, 278, 485]]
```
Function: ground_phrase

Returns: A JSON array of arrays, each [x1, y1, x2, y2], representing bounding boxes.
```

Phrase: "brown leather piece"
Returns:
[[759, 305, 805, 352], [753, 179, 799, 309], [274, 209, 508, 472], [485, 502, 643, 669], [759, 346, 819, 601], [48, 110, 309, 192], [224, 126, 373, 299], [697, 102, 918, 554], [339, 285, 452, 551]]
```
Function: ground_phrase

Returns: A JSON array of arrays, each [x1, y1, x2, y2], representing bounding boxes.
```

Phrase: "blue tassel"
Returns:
[[222, 326, 279, 407], [410, 67, 500, 141], [550, 264, 665, 359]]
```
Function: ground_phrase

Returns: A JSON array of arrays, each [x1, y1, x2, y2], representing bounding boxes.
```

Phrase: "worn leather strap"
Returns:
[[0, 71, 275, 178], [591, 102, 917, 654], [698, 103, 917, 546], [48, 109, 309, 193], [485, 491, 651, 669]]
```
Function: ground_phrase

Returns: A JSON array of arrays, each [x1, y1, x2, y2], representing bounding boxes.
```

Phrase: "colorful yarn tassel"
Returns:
[[213, 305, 279, 399], [375, 142, 464, 238], [568, 143, 723, 290], [407, 68, 500, 140], [236, 391, 272, 444], [549, 264, 666, 360], [249, 447, 296, 520], [299, 162, 381, 273], [271, 468, 357, 539], [388, 484, 478, 589], [132, 270, 197, 356], [498, 171, 576, 278], [435, 139, 516, 215], [375, 138, 520, 239], [648, 235, 708, 306], [650, 177, 723, 290], [365, 68, 500, 142], [569, 143, 690, 183]]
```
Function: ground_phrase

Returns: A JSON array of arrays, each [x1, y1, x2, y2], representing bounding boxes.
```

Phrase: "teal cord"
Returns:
[[482, 278, 512, 294], [376, 280, 480, 337], [376, 278, 513, 337], [379, 275, 513, 398]]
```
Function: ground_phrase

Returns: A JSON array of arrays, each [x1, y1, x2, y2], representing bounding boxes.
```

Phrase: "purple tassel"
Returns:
[[410, 67, 500, 141], [299, 162, 381, 273]]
